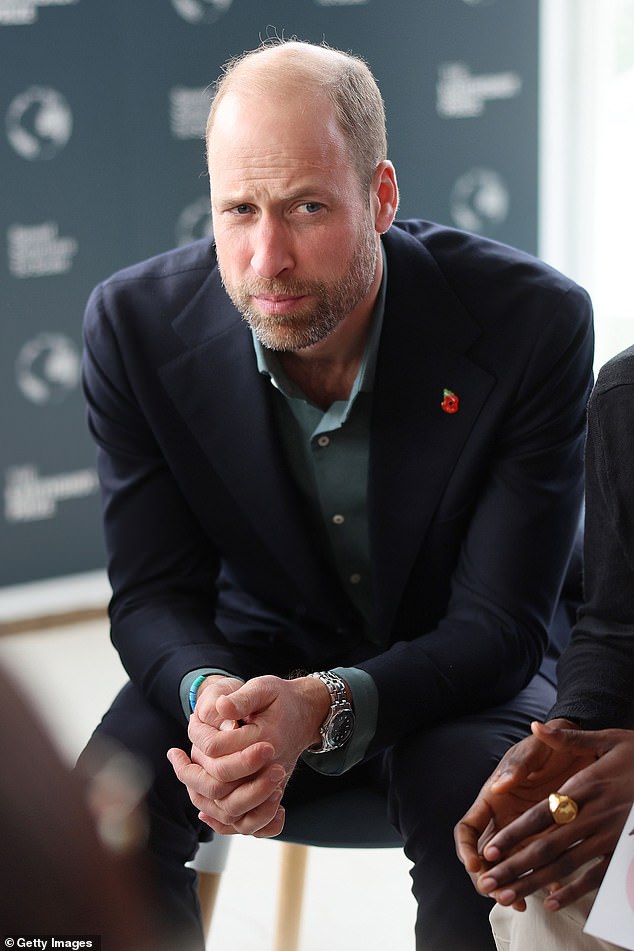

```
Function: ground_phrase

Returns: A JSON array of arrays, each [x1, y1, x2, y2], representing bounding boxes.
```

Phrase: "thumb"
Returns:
[[531, 720, 605, 753], [216, 676, 275, 721], [166, 747, 192, 780], [489, 733, 548, 792]]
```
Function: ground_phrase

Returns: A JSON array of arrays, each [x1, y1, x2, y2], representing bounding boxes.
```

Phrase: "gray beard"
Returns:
[[218, 226, 378, 352]]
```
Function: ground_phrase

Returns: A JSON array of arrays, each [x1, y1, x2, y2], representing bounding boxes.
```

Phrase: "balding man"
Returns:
[[80, 39, 593, 950]]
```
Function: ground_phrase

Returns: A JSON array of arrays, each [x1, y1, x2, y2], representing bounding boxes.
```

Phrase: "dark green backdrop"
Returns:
[[0, 0, 539, 586]]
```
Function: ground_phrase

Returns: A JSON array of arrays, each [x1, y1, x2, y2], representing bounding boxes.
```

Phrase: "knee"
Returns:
[[384, 722, 515, 843]]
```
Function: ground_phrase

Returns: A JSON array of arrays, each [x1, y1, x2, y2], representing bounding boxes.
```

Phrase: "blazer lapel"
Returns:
[[369, 226, 496, 636], [158, 272, 340, 611]]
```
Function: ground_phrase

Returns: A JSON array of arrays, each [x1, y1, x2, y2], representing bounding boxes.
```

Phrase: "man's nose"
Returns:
[[250, 218, 294, 279]]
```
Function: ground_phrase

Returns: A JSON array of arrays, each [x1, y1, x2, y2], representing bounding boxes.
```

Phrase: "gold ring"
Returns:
[[548, 792, 578, 825]]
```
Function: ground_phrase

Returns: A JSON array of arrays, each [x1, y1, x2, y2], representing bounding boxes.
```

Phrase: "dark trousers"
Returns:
[[80, 673, 554, 951]]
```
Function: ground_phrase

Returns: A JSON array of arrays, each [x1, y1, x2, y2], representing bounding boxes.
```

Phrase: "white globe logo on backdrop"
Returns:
[[176, 197, 213, 246], [16, 333, 81, 405], [170, 0, 233, 24], [6, 86, 73, 161], [450, 168, 509, 234]]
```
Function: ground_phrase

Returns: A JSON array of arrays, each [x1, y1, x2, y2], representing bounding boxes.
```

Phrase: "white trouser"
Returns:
[[490, 890, 623, 951]]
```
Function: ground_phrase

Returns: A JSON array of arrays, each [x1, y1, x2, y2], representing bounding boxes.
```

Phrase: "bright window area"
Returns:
[[541, 0, 634, 371]]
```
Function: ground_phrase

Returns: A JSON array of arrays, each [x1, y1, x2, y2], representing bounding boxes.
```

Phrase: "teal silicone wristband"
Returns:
[[189, 674, 208, 712]]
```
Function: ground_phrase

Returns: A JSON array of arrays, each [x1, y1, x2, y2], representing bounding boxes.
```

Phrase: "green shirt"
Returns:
[[180, 258, 387, 774]]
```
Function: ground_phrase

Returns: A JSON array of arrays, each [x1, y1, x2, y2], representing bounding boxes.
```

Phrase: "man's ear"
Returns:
[[372, 161, 399, 234]]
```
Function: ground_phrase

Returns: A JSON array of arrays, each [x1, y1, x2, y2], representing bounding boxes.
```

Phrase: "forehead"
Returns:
[[208, 88, 355, 192]]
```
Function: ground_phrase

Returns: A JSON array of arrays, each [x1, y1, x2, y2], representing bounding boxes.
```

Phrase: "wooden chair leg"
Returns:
[[197, 870, 223, 940], [274, 842, 309, 951]]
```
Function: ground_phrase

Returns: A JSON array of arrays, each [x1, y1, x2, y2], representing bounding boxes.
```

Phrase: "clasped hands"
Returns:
[[454, 719, 634, 913], [167, 674, 330, 838]]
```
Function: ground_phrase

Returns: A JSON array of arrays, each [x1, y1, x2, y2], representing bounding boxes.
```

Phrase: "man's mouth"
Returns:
[[252, 293, 308, 315]]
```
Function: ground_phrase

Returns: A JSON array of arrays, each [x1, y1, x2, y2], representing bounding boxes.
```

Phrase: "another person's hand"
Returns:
[[472, 724, 634, 911], [168, 674, 330, 837], [455, 717, 587, 891]]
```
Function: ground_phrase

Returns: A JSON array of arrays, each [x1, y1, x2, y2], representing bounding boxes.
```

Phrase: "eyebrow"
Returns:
[[213, 180, 337, 208]]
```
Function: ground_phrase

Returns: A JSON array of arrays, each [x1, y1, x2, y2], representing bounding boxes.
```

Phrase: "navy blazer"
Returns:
[[82, 220, 594, 754]]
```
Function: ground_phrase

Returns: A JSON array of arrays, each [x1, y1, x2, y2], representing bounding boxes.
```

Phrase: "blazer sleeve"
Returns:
[[358, 281, 595, 754], [549, 352, 634, 728], [82, 282, 245, 724]]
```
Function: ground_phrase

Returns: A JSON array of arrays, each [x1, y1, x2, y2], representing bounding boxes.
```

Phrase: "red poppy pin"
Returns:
[[441, 388, 459, 414]]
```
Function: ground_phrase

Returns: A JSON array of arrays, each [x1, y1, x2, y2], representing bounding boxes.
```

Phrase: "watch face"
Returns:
[[330, 709, 354, 747]]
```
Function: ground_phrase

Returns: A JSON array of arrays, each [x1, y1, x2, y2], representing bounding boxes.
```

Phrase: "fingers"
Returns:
[[488, 733, 550, 793], [454, 797, 494, 874], [166, 746, 192, 775], [193, 675, 244, 724], [482, 797, 555, 863], [198, 781, 285, 835], [206, 786, 286, 836], [167, 742, 277, 803], [194, 750, 286, 836], [207, 756, 287, 820], [543, 856, 610, 910], [531, 721, 619, 758], [167, 747, 237, 802], [476, 817, 499, 860], [199, 803, 287, 839], [475, 797, 576, 900], [189, 739, 280, 783], [188, 710, 275, 761], [189, 676, 283, 758], [168, 745, 287, 835], [215, 676, 277, 724], [173, 675, 321, 840], [477, 836, 581, 905], [252, 804, 286, 838], [475, 794, 617, 906]]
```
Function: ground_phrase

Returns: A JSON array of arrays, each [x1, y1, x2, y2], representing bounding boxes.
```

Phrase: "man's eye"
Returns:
[[301, 202, 322, 214], [233, 204, 252, 215]]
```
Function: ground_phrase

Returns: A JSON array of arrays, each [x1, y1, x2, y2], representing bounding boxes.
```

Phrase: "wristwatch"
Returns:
[[307, 671, 355, 753]]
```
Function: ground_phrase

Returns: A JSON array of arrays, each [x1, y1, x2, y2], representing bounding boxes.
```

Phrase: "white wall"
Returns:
[[540, 0, 634, 371]]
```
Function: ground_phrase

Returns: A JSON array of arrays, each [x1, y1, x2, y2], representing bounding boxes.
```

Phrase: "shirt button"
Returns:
[[349, 573, 362, 585], [332, 514, 345, 525], [317, 435, 330, 447]]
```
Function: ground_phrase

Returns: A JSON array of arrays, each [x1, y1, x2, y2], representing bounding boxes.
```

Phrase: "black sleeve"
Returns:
[[549, 349, 634, 728]]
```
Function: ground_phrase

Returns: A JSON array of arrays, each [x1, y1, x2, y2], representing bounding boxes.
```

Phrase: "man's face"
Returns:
[[208, 87, 380, 351]]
